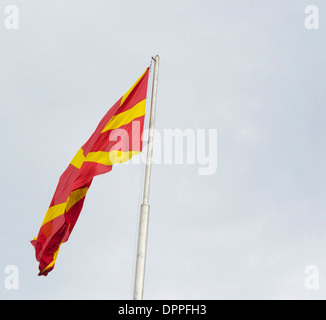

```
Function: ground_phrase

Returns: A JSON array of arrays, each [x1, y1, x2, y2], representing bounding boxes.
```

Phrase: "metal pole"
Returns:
[[133, 55, 160, 300]]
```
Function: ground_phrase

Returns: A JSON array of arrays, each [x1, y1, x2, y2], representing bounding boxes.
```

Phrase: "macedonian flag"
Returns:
[[31, 68, 150, 276]]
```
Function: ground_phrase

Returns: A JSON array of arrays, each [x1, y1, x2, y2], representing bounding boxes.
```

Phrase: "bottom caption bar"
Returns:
[[110, 301, 212, 318]]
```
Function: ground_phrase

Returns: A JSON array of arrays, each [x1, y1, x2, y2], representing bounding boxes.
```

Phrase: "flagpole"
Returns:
[[133, 55, 160, 300]]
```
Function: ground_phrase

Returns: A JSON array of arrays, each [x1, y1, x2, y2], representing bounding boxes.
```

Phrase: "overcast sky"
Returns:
[[0, 0, 325, 299]]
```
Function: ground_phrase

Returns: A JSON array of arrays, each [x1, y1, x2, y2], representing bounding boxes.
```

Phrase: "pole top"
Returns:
[[152, 55, 160, 61]]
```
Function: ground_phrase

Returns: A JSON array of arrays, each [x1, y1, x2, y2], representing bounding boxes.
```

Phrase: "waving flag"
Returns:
[[31, 68, 150, 276]]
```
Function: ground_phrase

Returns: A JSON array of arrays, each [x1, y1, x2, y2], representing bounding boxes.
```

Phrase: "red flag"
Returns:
[[31, 68, 150, 276]]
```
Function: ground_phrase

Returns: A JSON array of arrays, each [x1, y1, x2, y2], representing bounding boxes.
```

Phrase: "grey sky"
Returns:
[[0, 0, 325, 299]]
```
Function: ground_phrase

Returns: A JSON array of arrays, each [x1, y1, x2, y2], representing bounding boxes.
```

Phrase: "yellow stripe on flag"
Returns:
[[101, 99, 146, 133], [85, 150, 140, 166], [120, 69, 148, 106], [70, 148, 86, 169], [41, 203, 66, 226], [41, 241, 63, 274], [41, 187, 89, 226], [66, 187, 89, 212]]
